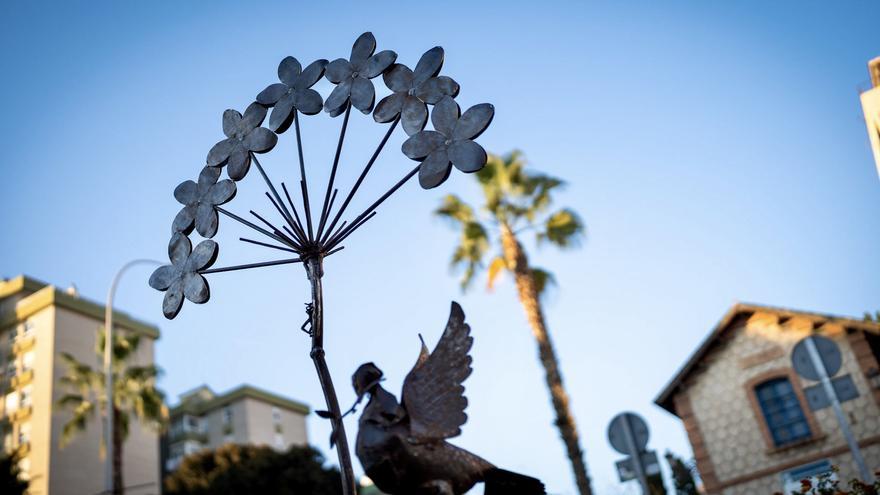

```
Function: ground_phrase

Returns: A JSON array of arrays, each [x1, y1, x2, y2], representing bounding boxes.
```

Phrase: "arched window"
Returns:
[[755, 377, 812, 446]]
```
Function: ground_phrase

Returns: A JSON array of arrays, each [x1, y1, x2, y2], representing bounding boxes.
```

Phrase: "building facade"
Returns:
[[0, 275, 162, 495], [655, 303, 880, 494], [162, 384, 309, 473], [861, 56, 880, 177]]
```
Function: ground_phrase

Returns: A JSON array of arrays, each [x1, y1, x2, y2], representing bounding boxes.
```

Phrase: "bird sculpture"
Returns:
[[351, 301, 546, 495]]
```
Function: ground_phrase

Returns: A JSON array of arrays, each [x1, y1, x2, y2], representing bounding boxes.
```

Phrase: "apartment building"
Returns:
[[655, 303, 880, 494], [0, 275, 162, 495], [861, 56, 880, 176], [162, 384, 309, 473]]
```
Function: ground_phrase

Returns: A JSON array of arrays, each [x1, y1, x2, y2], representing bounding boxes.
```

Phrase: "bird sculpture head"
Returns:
[[352, 362, 384, 400]]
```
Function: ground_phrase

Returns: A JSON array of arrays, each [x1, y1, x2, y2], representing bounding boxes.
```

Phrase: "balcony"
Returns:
[[170, 429, 208, 444], [11, 406, 32, 422], [12, 336, 35, 354], [16, 441, 30, 457], [11, 369, 33, 388]]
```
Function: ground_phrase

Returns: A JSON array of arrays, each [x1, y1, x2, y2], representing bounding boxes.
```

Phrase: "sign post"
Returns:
[[608, 412, 662, 494], [792, 335, 873, 482]]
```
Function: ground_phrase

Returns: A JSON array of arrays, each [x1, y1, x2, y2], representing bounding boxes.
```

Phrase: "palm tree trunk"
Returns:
[[112, 406, 123, 495], [500, 223, 593, 495]]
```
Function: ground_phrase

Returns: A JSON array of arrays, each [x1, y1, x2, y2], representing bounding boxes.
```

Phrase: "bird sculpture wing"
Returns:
[[401, 301, 473, 442]]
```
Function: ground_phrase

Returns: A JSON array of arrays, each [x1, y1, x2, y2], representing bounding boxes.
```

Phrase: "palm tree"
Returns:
[[57, 330, 167, 495], [435, 150, 592, 495]]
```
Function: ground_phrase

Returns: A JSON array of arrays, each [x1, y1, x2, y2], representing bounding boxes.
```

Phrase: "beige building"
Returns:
[[0, 275, 162, 495], [162, 384, 309, 473], [655, 303, 880, 494], [861, 56, 880, 176]]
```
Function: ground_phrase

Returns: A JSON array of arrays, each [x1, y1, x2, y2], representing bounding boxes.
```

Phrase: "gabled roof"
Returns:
[[170, 384, 310, 417], [654, 302, 880, 416]]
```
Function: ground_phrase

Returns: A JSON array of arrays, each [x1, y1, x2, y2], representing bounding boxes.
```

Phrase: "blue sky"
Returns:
[[2, 1, 880, 493]]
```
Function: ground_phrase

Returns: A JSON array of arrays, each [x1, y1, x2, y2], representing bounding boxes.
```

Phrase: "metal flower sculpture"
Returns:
[[256, 57, 327, 133], [206, 102, 278, 180], [172, 166, 236, 238], [324, 32, 397, 116], [148, 233, 218, 319], [374, 46, 460, 136], [403, 96, 495, 189], [149, 32, 494, 495]]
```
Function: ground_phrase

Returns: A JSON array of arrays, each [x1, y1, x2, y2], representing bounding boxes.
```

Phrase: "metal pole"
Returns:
[[622, 414, 650, 494], [804, 337, 873, 482], [104, 259, 162, 494]]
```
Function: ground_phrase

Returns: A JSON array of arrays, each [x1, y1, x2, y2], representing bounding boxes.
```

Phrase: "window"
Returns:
[[21, 321, 34, 338], [274, 433, 285, 450], [222, 407, 233, 425], [6, 361, 16, 378], [185, 415, 202, 433], [20, 386, 33, 409], [272, 407, 282, 424], [18, 422, 30, 446], [755, 378, 812, 446]]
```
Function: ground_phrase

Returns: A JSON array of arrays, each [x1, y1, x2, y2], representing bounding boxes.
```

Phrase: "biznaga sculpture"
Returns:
[[148, 33, 494, 495], [352, 302, 545, 495]]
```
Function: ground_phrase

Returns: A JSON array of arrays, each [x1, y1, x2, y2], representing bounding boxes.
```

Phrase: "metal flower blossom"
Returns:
[[324, 32, 397, 115], [148, 233, 219, 319], [206, 102, 278, 181], [171, 166, 236, 238], [402, 96, 495, 189], [374, 46, 459, 136], [256, 57, 328, 133]]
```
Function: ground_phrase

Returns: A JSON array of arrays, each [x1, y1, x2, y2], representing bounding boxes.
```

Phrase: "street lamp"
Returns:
[[103, 259, 161, 494]]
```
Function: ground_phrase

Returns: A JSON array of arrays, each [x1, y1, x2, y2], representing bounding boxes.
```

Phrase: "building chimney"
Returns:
[[870, 57, 880, 88]]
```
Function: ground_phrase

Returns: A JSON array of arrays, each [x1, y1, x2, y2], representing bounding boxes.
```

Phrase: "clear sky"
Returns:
[[2, 1, 880, 493]]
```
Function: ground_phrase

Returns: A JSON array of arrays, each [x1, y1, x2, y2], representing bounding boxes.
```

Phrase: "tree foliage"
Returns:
[[0, 452, 27, 495], [664, 451, 698, 495], [435, 151, 584, 292], [163, 444, 343, 495], [56, 330, 167, 449]]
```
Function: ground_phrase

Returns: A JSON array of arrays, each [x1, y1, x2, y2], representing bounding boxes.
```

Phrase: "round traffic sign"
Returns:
[[792, 335, 842, 381], [607, 412, 649, 455]]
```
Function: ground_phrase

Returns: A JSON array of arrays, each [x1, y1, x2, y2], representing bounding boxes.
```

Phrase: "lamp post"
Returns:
[[103, 259, 161, 494]]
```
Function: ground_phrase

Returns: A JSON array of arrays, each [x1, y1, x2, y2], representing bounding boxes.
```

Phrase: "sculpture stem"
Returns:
[[305, 256, 357, 495]]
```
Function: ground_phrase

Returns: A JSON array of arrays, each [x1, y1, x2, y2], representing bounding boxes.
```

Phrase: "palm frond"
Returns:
[[537, 208, 584, 248], [450, 221, 490, 290], [531, 267, 557, 298], [434, 194, 475, 224]]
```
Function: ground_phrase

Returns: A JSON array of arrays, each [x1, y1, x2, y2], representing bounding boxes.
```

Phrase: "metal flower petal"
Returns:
[[350, 77, 376, 113], [374, 91, 406, 123], [412, 46, 444, 86], [350, 32, 376, 69], [402, 130, 446, 160], [418, 150, 452, 189], [414, 76, 459, 105], [401, 96, 428, 136], [448, 139, 487, 173], [278, 56, 302, 86], [431, 96, 460, 136], [453, 103, 495, 140]]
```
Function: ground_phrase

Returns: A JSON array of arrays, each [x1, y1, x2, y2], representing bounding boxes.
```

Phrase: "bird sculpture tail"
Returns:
[[484, 468, 546, 495]]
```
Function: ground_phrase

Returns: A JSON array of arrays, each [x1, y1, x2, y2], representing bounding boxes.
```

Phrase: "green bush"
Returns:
[[164, 444, 341, 495]]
